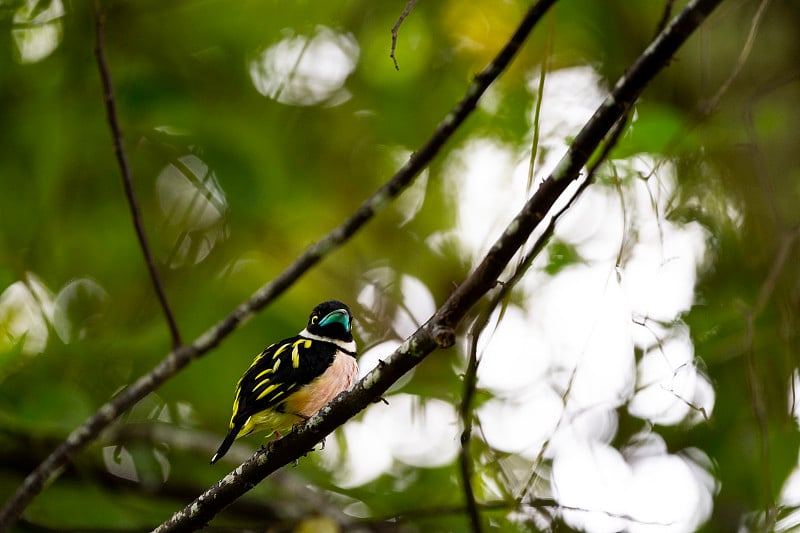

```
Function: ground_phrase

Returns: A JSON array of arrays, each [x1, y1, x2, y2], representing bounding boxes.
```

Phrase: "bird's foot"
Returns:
[[266, 431, 284, 453], [291, 414, 310, 433]]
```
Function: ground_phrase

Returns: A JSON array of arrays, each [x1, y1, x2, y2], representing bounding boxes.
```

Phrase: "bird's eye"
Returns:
[[311, 315, 318, 324]]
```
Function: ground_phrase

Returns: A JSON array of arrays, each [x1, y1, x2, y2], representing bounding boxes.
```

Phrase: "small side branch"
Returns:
[[459, 326, 484, 533], [655, 0, 676, 37], [706, 0, 772, 112], [93, 2, 182, 349], [390, 0, 419, 70], [741, 224, 800, 528]]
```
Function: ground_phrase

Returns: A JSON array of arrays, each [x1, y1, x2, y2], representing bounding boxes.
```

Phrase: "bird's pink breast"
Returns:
[[287, 352, 358, 418]]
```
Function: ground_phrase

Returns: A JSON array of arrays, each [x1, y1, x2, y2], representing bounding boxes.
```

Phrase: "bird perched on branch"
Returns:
[[211, 300, 358, 464]]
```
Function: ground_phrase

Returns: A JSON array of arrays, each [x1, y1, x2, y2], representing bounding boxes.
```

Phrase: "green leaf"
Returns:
[[544, 240, 582, 275]]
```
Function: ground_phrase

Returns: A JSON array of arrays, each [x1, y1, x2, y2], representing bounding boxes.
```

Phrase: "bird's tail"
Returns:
[[210, 425, 240, 465]]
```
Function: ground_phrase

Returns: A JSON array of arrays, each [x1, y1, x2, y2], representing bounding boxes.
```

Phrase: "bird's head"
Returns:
[[306, 300, 353, 342]]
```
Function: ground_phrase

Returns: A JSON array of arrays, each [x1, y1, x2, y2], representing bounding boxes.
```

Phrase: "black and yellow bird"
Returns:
[[210, 300, 358, 464]]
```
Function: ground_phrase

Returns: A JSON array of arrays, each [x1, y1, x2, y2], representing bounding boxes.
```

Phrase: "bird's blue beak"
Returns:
[[319, 309, 351, 331]]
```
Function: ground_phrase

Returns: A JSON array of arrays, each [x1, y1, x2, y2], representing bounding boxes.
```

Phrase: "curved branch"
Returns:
[[94, 2, 182, 350], [0, 0, 559, 528], [390, 0, 419, 70], [153, 1, 725, 529]]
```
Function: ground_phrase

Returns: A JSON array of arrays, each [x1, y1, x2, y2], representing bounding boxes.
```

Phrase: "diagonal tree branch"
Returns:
[[153, 1, 725, 530], [0, 0, 559, 528], [93, 1, 182, 350]]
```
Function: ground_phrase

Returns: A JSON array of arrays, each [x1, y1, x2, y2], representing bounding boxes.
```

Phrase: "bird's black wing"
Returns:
[[230, 335, 337, 425]]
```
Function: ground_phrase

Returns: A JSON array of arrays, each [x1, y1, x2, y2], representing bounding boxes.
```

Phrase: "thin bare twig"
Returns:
[[151, 2, 725, 529], [371, 500, 528, 523], [742, 81, 782, 231], [655, 0, 677, 37], [0, 0, 560, 528], [458, 254, 540, 532], [712, 0, 778, 233], [374, 498, 672, 527], [741, 224, 800, 528], [705, 0, 772, 112], [653, 0, 777, 159], [526, 17, 553, 191], [93, 2, 182, 350], [460, 324, 486, 533], [390, 0, 419, 70]]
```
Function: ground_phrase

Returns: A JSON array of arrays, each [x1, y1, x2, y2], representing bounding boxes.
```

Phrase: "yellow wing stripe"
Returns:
[[229, 392, 240, 428], [254, 367, 273, 381], [269, 390, 285, 402], [255, 352, 288, 392], [291, 339, 312, 368], [252, 343, 275, 364], [255, 383, 279, 401], [272, 343, 290, 359], [234, 338, 313, 413], [252, 379, 269, 392]]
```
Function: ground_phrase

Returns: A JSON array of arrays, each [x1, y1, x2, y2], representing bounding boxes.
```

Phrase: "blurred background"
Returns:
[[1, 0, 799, 531]]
